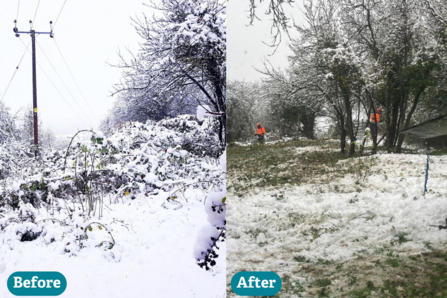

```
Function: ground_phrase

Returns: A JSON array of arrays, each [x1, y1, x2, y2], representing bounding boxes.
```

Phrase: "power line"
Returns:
[[0, 39, 31, 102], [36, 40, 95, 127], [53, 38, 98, 124], [16, 0, 20, 22], [32, 0, 41, 27], [53, 0, 68, 31], [19, 37, 89, 128]]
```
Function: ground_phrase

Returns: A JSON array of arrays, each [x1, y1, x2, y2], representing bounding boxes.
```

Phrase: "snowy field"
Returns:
[[227, 141, 447, 297], [0, 196, 226, 297], [0, 116, 226, 297]]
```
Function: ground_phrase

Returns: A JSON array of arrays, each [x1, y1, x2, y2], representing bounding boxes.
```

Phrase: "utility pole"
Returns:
[[13, 20, 53, 155]]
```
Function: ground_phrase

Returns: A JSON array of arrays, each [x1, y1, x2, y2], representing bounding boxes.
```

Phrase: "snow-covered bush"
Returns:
[[194, 150, 226, 270], [194, 189, 226, 270], [0, 139, 34, 181], [1, 116, 223, 208], [0, 100, 14, 144], [0, 115, 225, 265], [0, 101, 26, 179]]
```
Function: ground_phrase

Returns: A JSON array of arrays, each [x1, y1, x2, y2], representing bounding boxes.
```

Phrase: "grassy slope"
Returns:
[[228, 140, 345, 192], [227, 140, 447, 298]]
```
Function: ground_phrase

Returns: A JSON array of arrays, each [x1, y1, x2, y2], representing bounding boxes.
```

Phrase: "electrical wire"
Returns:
[[19, 37, 89, 128], [16, 0, 20, 22], [53, 38, 99, 124], [53, 0, 67, 31], [0, 39, 31, 102], [32, 0, 41, 28], [36, 40, 95, 127]]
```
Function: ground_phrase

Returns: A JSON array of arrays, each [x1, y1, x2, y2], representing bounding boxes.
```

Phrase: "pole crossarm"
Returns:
[[17, 31, 53, 35]]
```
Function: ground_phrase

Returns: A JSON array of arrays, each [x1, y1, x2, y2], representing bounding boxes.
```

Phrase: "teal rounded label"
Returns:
[[231, 271, 282, 296], [7, 272, 67, 296]]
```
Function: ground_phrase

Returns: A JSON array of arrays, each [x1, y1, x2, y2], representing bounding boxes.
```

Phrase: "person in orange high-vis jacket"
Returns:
[[370, 107, 382, 123], [369, 108, 382, 138], [254, 123, 266, 142]]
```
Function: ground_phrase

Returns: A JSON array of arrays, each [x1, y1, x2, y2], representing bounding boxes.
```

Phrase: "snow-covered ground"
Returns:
[[227, 143, 447, 297], [0, 116, 226, 297], [294, 145, 339, 155], [1, 197, 226, 297]]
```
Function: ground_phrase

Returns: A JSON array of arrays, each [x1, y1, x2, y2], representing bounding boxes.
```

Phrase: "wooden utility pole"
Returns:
[[31, 29, 38, 148], [13, 20, 53, 154]]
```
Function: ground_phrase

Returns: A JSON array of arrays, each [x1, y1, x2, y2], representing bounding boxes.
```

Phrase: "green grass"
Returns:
[[396, 232, 411, 244], [293, 255, 307, 262], [272, 274, 305, 298], [315, 279, 332, 287], [385, 257, 400, 268], [227, 139, 387, 193], [349, 288, 372, 298], [277, 248, 447, 297], [430, 147, 447, 156], [342, 250, 447, 297], [227, 139, 349, 191]]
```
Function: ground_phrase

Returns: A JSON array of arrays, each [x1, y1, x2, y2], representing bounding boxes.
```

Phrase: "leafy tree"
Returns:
[[112, 0, 226, 145], [258, 0, 447, 154], [227, 81, 258, 142]]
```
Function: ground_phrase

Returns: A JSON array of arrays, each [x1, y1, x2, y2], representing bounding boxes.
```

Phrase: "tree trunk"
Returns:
[[302, 114, 315, 139], [396, 87, 425, 153], [387, 100, 400, 150], [343, 91, 356, 156], [340, 117, 346, 155], [371, 123, 378, 154], [385, 88, 392, 153]]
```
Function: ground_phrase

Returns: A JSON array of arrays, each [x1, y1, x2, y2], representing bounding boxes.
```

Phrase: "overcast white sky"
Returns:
[[0, 0, 150, 135], [1, 0, 305, 135], [227, 0, 304, 82]]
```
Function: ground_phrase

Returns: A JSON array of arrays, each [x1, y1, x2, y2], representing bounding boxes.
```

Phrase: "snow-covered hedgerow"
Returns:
[[194, 189, 226, 269], [0, 101, 32, 180], [0, 115, 225, 277], [193, 149, 226, 270], [0, 100, 15, 144]]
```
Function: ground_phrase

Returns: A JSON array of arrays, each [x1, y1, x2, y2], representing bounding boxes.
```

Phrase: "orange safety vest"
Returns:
[[370, 113, 380, 123], [256, 126, 266, 136]]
